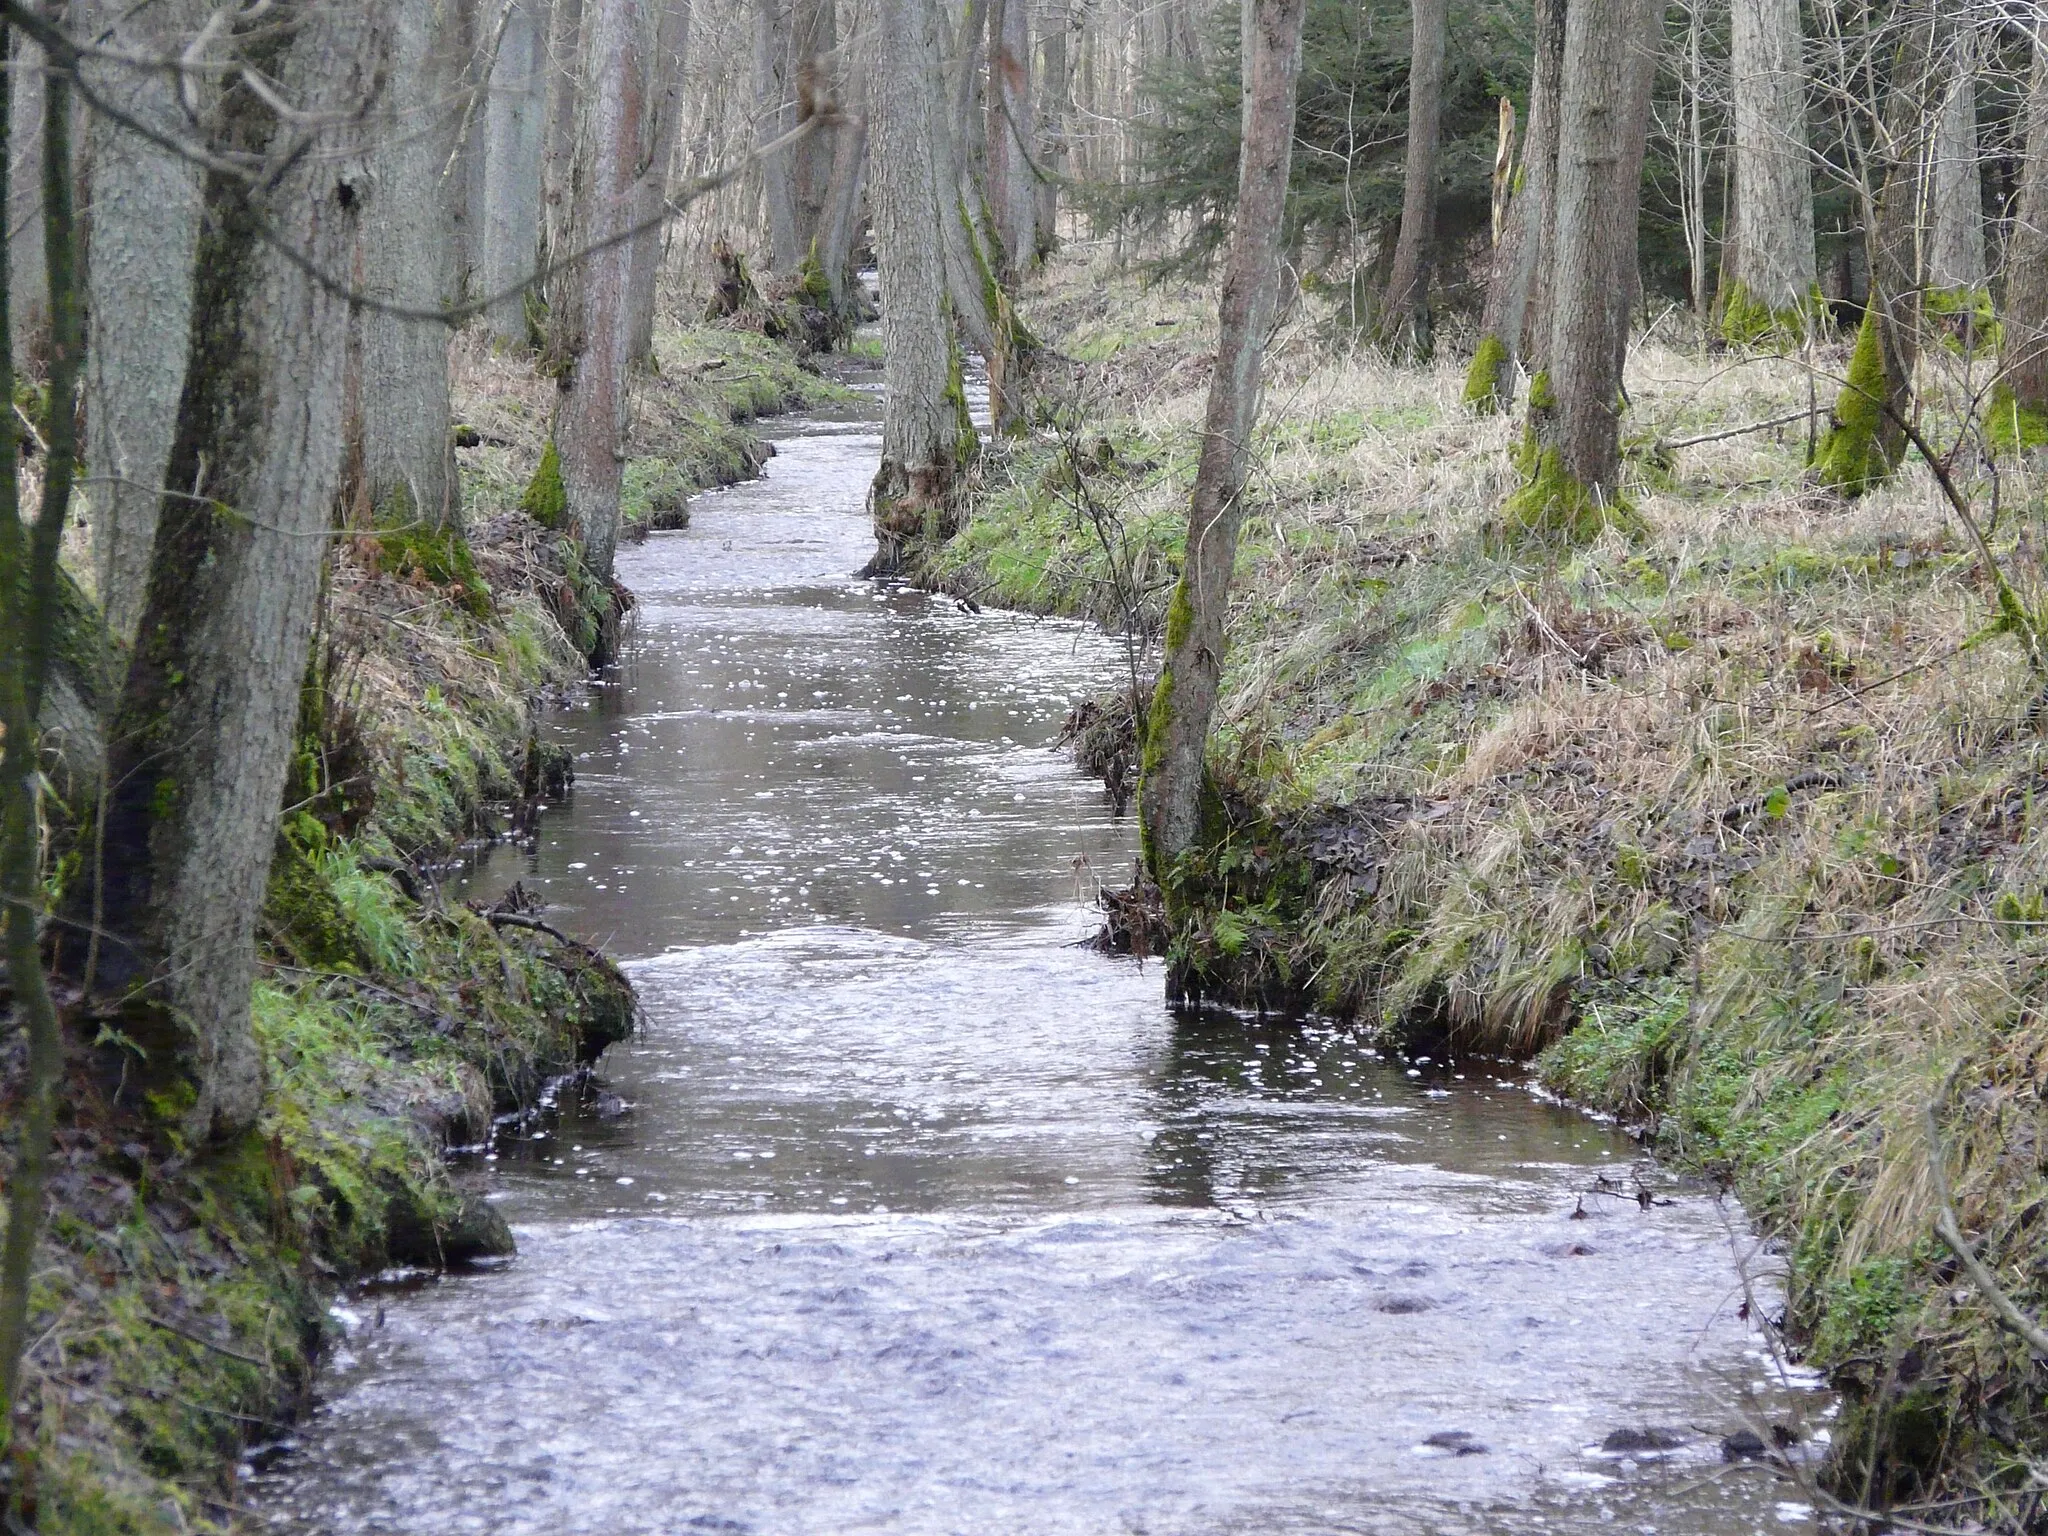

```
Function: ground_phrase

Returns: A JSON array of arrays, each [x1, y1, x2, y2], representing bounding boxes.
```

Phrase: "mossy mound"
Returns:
[[1985, 384, 2048, 456], [375, 525, 492, 619], [520, 439, 567, 529]]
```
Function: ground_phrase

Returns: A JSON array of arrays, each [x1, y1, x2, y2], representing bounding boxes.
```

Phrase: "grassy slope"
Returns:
[[0, 321, 831, 1533], [940, 256, 2048, 1510]]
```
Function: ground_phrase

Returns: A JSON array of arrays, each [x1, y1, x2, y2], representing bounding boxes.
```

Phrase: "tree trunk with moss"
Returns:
[[986, 0, 1038, 276], [1464, 0, 1563, 411], [1139, 0, 1306, 902], [1380, 0, 1447, 356], [1814, 16, 1934, 495], [481, 0, 550, 344], [625, 0, 692, 365], [63, 0, 385, 1144], [869, 0, 974, 575], [81, 0, 207, 648], [348, 0, 468, 532], [1721, 0, 1815, 345], [1996, 22, 2048, 451], [1497, 0, 1657, 547], [549, 0, 648, 584]]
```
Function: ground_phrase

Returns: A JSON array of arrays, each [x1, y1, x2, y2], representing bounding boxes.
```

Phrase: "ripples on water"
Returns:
[[247, 395, 1826, 1535]]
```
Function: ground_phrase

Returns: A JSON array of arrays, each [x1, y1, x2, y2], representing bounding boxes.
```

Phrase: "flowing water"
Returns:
[[247, 387, 1827, 1535]]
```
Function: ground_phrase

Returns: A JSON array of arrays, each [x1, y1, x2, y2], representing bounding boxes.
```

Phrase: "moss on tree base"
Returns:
[[1462, 332, 1512, 413], [1717, 280, 1816, 350], [1491, 435, 1645, 551], [1812, 310, 1901, 497], [1986, 384, 2048, 455]]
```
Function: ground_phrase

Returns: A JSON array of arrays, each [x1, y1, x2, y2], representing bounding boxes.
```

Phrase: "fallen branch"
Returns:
[[142, 1312, 271, 1370], [482, 910, 577, 947], [1925, 1102, 2048, 1359], [1657, 406, 1818, 453]]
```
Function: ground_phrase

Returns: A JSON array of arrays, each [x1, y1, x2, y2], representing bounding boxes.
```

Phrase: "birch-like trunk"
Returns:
[[625, 0, 692, 364], [1380, 0, 1448, 355], [552, 0, 648, 584], [869, 0, 973, 574], [1997, 23, 2048, 437], [985, 0, 1038, 274], [482, 0, 551, 343], [1138, 0, 1307, 896], [1723, 0, 1815, 341], [1503, 0, 1658, 539], [73, 0, 386, 1143], [350, 0, 468, 530], [1464, 0, 1563, 410], [81, 0, 208, 648], [1929, 30, 1985, 297]]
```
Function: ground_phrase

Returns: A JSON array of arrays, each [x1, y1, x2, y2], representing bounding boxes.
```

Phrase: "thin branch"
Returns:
[[1926, 1101, 2048, 1359]]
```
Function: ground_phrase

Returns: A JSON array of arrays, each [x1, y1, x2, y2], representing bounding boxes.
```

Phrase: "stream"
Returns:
[[246, 386, 1826, 1535]]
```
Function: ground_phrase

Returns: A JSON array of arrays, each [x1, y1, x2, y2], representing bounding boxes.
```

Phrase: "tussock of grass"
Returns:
[[962, 250, 2048, 1510]]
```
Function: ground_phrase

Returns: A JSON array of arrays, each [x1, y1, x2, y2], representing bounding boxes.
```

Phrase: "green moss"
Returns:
[[376, 525, 492, 619], [1925, 284, 1998, 355], [1985, 383, 2048, 455], [521, 439, 567, 529], [1462, 332, 1512, 412], [1813, 309, 1901, 497], [1492, 441, 1645, 551], [1717, 280, 1814, 350]]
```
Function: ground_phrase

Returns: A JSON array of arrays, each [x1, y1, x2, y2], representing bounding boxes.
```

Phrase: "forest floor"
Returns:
[[935, 249, 2048, 1516], [0, 319, 844, 1535]]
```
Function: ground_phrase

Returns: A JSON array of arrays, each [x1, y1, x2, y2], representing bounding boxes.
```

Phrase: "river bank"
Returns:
[[935, 254, 2048, 1515], [0, 321, 844, 1534]]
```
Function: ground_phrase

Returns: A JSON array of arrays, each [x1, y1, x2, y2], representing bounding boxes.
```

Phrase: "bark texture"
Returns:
[[1139, 0, 1307, 893], [7, 27, 44, 362], [1380, 0, 1448, 354], [1929, 29, 1985, 295], [552, 0, 648, 582], [756, 0, 839, 272], [1723, 0, 1816, 341], [481, 0, 551, 343], [1997, 23, 2048, 442], [71, 1, 385, 1142], [350, 0, 468, 530], [625, 0, 692, 364], [868, 0, 973, 574], [1034, 1, 1073, 258], [985, 0, 1038, 274], [82, 0, 208, 648], [1464, 0, 1563, 411], [541, 0, 589, 314], [1500, 0, 1658, 544]]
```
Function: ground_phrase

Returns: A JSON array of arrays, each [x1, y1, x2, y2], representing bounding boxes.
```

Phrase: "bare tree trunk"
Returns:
[[626, 0, 692, 364], [1499, 0, 1658, 543], [541, 0, 588, 325], [1997, 20, 2048, 445], [482, 0, 552, 344], [1815, 12, 1934, 495], [755, 0, 802, 267], [1722, 0, 1815, 343], [1464, 0, 1563, 411], [1380, 0, 1448, 355], [818, 60, 871, 319], [869, 0, 974, 574], [756, 0, 838, 272], [69, 0, 385, 1144], [1929, 27, 1985, 298], [1033, 0, 1073, 259], [985, 0, 1037, 274], [350, 0, 468, 532], [81, 0, 206, 647], [1138, 0, 1306, 907], [551, 0, 647, 585], [8, 28, 44, 364]]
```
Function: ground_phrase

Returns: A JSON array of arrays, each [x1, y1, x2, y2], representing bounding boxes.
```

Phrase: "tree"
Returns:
[[348, 0, 470, 531], [1380, 0, 1449, 355], [1928, 26, 1985, 311], [548, 0, 649, 585], [65, 0, 390, 1144], [1464, 0, 1563, 411], [868, 0, 976, 574], [1495, 0, 1660, 545], [81, 0, 207, 648], [755, 0, 841, 273], [1721, 0, 1817, 344], [1995, 18, 2048, 450], [1813, 9, 1936, 496], [1138, 0, 1308, 910], [479, 0, 551, 345], [625, 0, 692, 364], [1034, 0, 1075, 259], [986, 0, 1038, 274]]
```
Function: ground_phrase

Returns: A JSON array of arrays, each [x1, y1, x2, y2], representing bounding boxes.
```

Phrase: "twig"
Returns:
[[1925, 1101, 2048, 1359], [1657, 406, 1819, 453], [142, 1312, 271, 1369], [482, 910, 577, 946]]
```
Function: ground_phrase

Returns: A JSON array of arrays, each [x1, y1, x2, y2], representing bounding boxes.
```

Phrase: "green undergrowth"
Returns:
[[963, 258, 2048, 1512]]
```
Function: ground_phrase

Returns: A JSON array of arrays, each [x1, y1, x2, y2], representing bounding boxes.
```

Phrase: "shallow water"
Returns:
[[247, 391, 1825, 1535]]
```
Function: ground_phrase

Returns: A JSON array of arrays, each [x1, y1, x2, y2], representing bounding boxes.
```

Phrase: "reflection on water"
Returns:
[[248, 395, 1825, 1535]]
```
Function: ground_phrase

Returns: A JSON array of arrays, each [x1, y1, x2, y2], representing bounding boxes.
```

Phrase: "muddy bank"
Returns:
[[935, 255, 2048, 1515]]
